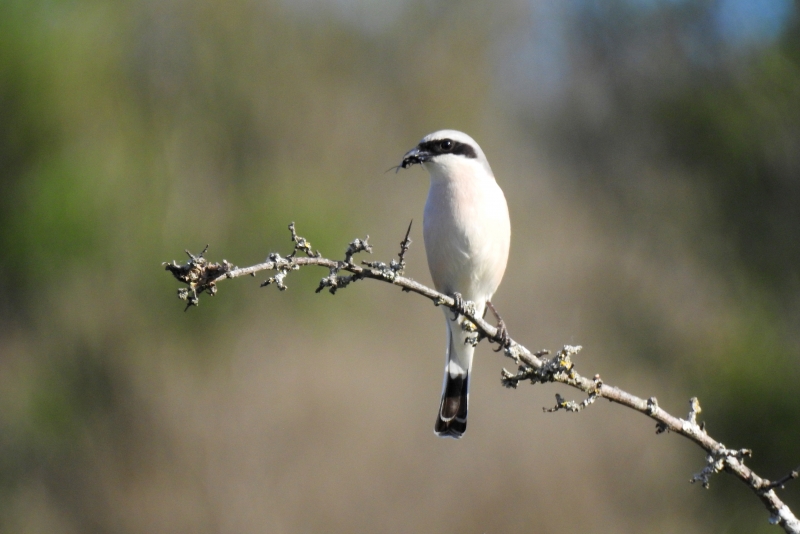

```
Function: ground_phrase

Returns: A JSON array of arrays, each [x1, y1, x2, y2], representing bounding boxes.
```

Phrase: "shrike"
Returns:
[[400, 130, 511, 438]]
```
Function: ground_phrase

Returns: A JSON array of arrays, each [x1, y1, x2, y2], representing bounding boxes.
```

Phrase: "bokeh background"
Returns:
[[1, 0, 799, 532]]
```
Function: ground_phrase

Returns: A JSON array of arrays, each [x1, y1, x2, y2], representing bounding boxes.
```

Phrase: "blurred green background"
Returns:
[[1, 0, 799, 532]]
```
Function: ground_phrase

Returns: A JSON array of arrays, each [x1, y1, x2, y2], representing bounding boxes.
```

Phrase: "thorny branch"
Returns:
[[164, 223, 800, 533]]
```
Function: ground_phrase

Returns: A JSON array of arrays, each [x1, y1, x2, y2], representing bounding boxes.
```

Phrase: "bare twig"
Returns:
[[163, 224, 800, 533], [765, 469, 800, 491]]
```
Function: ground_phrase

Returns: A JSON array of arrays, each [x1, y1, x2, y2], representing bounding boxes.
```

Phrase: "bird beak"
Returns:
[[400, 146, 430, 169]]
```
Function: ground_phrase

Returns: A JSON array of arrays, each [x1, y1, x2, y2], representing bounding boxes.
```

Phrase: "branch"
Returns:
[[163, 223, 800, 533]]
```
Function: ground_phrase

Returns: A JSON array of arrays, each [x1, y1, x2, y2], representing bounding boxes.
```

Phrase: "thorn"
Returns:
[[391, 220, 413, 274]]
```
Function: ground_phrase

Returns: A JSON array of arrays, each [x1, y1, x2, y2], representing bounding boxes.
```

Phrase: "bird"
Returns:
[[400, 130, 511, 438]]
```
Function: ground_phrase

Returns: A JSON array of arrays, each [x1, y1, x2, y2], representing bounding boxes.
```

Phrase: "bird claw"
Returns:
[[449, 292, 477, 320], [450, 292, 465, 320], [487, 301, 511, 352]]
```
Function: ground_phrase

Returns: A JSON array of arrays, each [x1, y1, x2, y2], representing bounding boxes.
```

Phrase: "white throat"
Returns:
[[423, 154, 495, 186]]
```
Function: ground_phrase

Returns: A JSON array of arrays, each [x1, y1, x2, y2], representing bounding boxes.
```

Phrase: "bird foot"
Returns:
[[449, 292, 476, 320], [486, 301, 511, 352], [450, 292, 464, 320]]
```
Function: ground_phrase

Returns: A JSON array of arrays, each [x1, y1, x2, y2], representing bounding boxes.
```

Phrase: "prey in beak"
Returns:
[[387, 146, 429, 174], [400, 147, 429, 169]]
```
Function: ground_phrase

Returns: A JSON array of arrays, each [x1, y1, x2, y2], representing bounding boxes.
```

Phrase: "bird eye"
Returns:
[[439, 139, 453, 151]]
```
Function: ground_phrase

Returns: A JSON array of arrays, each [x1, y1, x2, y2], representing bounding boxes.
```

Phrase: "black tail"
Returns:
[[434, 372, 469, 438]]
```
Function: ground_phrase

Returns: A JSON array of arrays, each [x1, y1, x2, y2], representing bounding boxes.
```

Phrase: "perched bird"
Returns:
[[400, 130, 511, 438]]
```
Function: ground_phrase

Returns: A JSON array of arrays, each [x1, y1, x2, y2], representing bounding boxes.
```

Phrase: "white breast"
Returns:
[[422, 156, 510, 303]]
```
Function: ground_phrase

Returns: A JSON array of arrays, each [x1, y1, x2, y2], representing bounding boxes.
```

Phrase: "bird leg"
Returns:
[[486, 301, 510, 352]]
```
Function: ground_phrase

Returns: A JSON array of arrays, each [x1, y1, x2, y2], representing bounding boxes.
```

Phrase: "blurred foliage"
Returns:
[[0, 0, 799, 532], [517, 3, 800, 532], [659, 21, 800, 299]]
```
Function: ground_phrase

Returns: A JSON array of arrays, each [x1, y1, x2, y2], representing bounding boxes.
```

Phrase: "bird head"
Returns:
[[400, 130, 493, 178]]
